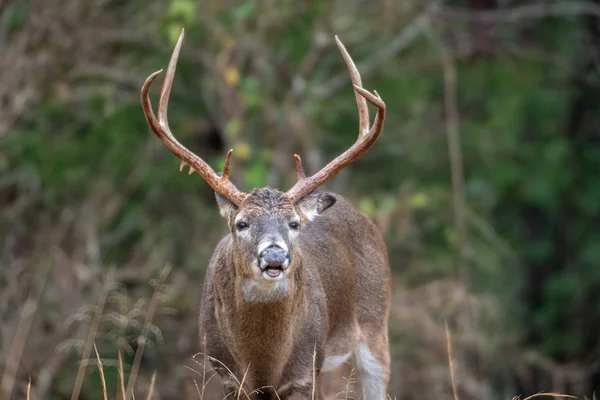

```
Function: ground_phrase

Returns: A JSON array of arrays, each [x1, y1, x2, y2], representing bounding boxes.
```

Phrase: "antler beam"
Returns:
[[141, 29, 247, 206], [285, 36, 386, 203]]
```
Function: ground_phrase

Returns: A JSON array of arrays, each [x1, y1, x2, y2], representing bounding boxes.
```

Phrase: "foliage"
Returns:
[[2, 0, 600, 398]]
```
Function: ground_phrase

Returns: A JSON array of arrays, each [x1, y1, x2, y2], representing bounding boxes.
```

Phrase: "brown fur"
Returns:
[[199, 188, 391, 399]]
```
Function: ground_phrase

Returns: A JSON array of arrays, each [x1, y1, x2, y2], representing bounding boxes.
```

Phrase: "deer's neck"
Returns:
[[227, 264, 307, 386]]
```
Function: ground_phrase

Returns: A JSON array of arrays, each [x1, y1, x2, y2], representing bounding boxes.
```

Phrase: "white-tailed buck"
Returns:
[[141, 29, 390, 399]]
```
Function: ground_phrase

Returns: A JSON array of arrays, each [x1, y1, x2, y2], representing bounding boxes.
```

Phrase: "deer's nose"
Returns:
[[259, 245, 289, 268]]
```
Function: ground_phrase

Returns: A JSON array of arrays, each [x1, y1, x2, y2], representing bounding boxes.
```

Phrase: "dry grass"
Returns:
[[8, 320, 583, 400], [1, 264, 175, 399], [445, 321, 459, 400], [125, 266, 171, 400], [146, 371, 157, 400], [71, 270, 111, 400], [76, 343, 158, 400], [93, 343, 108, 400], [0, 260, 52, 399], [56, 338, 576, 400], [444, 322, 576, 400], [342, 368, 355, 400], [119, 350, 127, 399], [2, 269, 587, 400], [513, 394, 577, 400]]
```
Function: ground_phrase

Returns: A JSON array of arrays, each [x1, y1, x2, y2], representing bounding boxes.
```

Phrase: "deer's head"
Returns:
[[141, 29, 385, 293], [215, 187, 336, 282]]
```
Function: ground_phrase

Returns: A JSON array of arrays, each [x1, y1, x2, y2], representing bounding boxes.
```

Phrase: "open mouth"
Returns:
[[260, 260, 286, 279], [264, 266, 283, 278], [257, 245, 290, 279]]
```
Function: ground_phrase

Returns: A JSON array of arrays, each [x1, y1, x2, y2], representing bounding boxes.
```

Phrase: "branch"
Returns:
[[434, 36, 468, 288], [69, 64, 141, 88], [440, 1, 600, 23], [311, 1, 441, 101]]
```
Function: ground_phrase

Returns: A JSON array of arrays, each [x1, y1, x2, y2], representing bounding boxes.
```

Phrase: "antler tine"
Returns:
[[285, 36, 386, 204], [354, 86, 386, 136], [222, 149, 233, 180], [141, 28, 247, 206], [294, 154, 306, 180], [157, 27, 185, 133], [334, 35, 369, 137]]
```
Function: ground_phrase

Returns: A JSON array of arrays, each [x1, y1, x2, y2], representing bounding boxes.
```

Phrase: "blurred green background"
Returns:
[[2, 0, 600, 398]]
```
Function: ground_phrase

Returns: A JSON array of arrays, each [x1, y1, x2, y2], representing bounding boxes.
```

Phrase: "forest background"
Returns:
[[2, 0, 600, 399]]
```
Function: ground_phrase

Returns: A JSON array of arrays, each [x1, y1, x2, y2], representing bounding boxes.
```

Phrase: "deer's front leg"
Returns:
[[281, 386, 313, 400]]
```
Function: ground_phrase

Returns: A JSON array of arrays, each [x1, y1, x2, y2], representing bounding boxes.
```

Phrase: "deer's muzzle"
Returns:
[[258, 245, 290, 279]]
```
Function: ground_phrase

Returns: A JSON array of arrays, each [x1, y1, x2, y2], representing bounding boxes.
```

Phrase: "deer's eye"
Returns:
[[236, 221, 249, 231], [289, 221, 300, 230]]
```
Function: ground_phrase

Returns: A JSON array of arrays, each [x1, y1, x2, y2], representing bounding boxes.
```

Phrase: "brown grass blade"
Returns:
[[71, 269, 112, 400], [237, 364, 250, 400], [1, 261, 51, 399], [118, 350, 127, 399], [193, 379, 202, 399], [343, 368, 355, 400], [146, 371, 157, 400], [94, 343, 108, 400], [445, 321, 459, 400], [196, 353, 250, 399], [515, 393, 577, 400], [125, 266, 171, 400]]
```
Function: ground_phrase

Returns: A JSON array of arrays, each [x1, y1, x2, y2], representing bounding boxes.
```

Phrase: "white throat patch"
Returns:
[[241, 278, 290, 303]]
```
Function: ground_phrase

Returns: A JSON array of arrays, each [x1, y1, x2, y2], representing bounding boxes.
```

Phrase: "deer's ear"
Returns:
[[297, 192, 337, 221], [215, 192, 238, 223], [214, 172, 239, 223]]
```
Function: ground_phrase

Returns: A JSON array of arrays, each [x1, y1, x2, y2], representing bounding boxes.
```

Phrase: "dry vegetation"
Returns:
[[1, 265, 582, 399]]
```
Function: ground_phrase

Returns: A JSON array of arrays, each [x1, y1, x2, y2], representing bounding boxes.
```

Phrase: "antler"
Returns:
[[141, 29, 247, 206], [285, 36, 386, 204]]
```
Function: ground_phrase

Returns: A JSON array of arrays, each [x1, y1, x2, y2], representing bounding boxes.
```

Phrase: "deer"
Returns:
[[141, 29, 390, 399]]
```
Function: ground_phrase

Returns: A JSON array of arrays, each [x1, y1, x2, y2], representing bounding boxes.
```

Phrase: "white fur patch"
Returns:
[[321, 352, 352, 372], [257, 236, 288, 254], [241, 278, 290, 303], [354, 343, 386, 399], [302, 209, 319, 221]]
